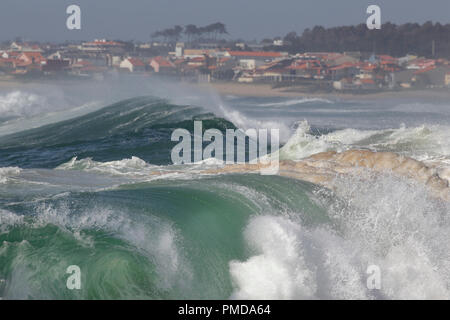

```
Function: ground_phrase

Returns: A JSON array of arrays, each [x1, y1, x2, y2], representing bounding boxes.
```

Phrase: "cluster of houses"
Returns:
[[1, 39, 450, 91]]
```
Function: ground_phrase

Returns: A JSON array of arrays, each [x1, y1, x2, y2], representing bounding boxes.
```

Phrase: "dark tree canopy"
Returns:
[[152, 22, 228, 43], [277, 22, 450, 58]]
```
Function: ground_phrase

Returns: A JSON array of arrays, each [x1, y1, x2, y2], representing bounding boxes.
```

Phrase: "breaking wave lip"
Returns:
[[278, 121, 450, 183], [50, 118, 450, 190]]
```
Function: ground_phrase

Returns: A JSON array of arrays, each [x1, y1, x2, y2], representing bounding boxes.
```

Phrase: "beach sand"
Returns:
[[195, 81, 450, 100], [1, 78, 450, 100]]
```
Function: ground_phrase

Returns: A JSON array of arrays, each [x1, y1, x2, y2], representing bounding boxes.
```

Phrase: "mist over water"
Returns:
[[0, 78, 449, 299]]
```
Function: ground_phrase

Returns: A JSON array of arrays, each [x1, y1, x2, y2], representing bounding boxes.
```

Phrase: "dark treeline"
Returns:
[[276, 22, 450, 58], [151, 23, 228, 43]]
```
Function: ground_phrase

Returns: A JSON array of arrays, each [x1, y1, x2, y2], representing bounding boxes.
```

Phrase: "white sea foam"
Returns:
[[56, 156, 226, 183], [0, 167, 21, 184], [280, 121, 450, 160], [229, 216, 317, 299], [278, 121, 450, 183], [230, 172, 450, 300], [251, 97, 333, 107], [0, 91, 48, 119], [56, 156, 154, 175], [0, 209, 24, 233]]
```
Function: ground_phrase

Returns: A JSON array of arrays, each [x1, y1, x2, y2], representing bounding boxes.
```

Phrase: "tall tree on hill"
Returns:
[[280, 21, 450, 58], [184, 24, 199, 43], [151, 25, 183, 43]]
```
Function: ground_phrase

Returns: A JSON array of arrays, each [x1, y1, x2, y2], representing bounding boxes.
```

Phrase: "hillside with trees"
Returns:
[[276, 22, 450, 58], [151, 22, 228, 43]]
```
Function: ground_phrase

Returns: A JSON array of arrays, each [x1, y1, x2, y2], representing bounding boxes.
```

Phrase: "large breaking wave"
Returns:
[[1, 92, 449, 299]]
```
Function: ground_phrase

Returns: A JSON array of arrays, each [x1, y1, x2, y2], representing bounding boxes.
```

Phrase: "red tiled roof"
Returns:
[[85, 41, 123, 46], [378, 55, 396, 61], [361, 63, 377, 71], [127, 58, 145, 67], [0, 57, 20, 65], [151, 56, 174, 68], [190, 57, 205, 62], [173, 59, 185, 65], [19, 52, 45, 64]]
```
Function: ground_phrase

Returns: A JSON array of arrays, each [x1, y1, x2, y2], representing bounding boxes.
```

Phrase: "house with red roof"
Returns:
[[17, 52, 45, 66], [227, 51, 287, 71], [149, 56, 175, 74], [119, 57, 146, 72], [0, 57, 20, 71], [328, 62, 360, 80], [42, 59, 70, 73]]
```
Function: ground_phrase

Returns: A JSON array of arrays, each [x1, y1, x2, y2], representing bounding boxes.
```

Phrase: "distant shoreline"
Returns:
[[1, 77, 450, 101], [198, 82, 450, 101]]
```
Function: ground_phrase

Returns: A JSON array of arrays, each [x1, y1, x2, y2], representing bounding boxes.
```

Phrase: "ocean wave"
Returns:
[[1, 91, 450, 300], [0, 201, 192, 299], [1, 158, 449, 299], [279, 121, 450, 165], [230, 171, 450, 299], [0, 96, 202, 148]]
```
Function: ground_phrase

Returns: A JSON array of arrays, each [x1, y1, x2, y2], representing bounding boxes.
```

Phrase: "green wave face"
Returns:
[[0, 175, 325, 300]]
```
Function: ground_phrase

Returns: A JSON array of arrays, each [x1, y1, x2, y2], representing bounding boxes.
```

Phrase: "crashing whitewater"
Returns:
[[0, 90, 450, 299]]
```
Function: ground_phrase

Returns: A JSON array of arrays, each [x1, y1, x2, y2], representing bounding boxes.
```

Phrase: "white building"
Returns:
[[119, 58, 146, 72]]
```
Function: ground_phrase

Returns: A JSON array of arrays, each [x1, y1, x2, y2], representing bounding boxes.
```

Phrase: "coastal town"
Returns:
[[1, 38, 450, 93]]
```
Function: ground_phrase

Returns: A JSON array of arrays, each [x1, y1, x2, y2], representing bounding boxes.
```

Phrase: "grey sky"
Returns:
[[0, 0, 449, 42]]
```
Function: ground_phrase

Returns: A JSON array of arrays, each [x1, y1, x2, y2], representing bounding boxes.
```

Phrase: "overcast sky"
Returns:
[[0, 0, 449, 42]]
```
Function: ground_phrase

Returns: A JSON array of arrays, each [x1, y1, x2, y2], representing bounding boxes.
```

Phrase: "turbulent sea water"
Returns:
[[0, 80, 449, 299]]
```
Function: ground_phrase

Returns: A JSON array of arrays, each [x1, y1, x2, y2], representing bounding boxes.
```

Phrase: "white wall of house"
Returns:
[[150, 60, 160, 73], [119, 59, 134, 72], [112, 56, 122, 67]]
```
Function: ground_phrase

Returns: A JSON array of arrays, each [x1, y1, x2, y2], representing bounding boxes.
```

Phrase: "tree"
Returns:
[[153, 22, 229, 43], [152, 25, 183, 43], [184, 24, 199, 43], [280, 21, 450, 58]]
